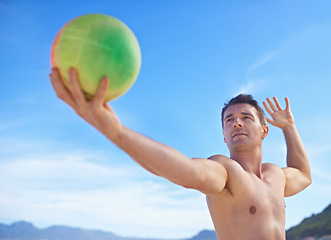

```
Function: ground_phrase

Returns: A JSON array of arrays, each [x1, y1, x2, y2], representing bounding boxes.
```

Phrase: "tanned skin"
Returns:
[[50, 68, 311, 240]]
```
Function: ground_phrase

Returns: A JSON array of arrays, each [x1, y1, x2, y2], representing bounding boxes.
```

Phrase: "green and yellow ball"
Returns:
[[51, 14, 141, 102]]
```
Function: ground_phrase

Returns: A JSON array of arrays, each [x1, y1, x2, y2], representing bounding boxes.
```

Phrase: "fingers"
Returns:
[[266, 98, 277, 112], [266, 117, 275, 125], [263, 101, 273, 116], [50, 67, 76, 108], [273, 97, 283, 111], [285, 97, 290, 110], [68, 68, 88, 110], [263, 100, 279, 127], [266, 97, 282, 112], [92, 76, 109, 108], [264, 97, 288, 113], [50, 68, 110, 117]]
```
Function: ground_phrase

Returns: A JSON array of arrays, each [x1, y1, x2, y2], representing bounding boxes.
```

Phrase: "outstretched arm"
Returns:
[[263, 97, 311, 197], [49, 68, 227, 194]]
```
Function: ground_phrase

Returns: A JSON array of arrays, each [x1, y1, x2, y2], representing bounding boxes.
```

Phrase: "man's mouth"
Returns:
[[232, 132, 247, 138]]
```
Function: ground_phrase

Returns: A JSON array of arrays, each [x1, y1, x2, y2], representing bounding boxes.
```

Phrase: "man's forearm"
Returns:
[[283, 123, 311, 180], [110, 126, 200, 188]]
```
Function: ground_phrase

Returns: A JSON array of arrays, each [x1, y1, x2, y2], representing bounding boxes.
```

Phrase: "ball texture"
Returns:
[[51, 14, 141, 101]]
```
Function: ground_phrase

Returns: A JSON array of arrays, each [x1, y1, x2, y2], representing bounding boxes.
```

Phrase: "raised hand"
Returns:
[[263, 97, 295, 130], [49, 67, 122, 142]]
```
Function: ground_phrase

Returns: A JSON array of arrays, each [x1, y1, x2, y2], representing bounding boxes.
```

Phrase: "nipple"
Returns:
[[249, 206, 256, 214]]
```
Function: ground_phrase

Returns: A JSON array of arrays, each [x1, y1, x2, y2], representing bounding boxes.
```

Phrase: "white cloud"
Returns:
[[0, 151, 212, 239], [0, 151, 148, 191], [233, 78, 269, 96]]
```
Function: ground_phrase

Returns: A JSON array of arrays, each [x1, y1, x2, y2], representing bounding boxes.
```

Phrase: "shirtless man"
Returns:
[[50, 67, 311, 240]]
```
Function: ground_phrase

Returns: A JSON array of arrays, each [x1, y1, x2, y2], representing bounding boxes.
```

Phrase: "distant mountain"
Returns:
[[286, 203, 331, 240], [0, 203, 330, 240], [0, 221, 146, 240], [185, 230, 216, 240]]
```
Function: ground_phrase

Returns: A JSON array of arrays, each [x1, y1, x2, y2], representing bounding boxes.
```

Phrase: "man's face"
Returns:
[[222, 103, 268, 152]]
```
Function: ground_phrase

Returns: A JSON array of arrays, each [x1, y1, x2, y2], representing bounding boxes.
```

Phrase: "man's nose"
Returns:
[[233, 118, 243, 128]]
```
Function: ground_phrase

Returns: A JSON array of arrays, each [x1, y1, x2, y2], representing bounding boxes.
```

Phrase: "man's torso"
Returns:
[[206, 156, 286, 240]]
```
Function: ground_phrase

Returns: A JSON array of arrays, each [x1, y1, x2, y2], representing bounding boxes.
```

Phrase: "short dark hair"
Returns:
[[221, 94, 266, 128]]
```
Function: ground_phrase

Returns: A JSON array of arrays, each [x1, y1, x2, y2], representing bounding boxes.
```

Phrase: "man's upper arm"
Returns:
[[282, 167, 312, 197], [189, 155, 228, 195]]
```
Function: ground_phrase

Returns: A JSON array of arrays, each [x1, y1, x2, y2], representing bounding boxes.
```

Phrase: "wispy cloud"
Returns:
[[0, 151, 212, 238], [246, 51, 278, 74], [246, 23, 325, 77], [232, 78, 270, 96], [234, 80, 256, 95]]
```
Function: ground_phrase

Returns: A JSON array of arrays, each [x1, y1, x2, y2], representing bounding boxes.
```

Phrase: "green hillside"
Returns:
[[286, 204, 331, 240]]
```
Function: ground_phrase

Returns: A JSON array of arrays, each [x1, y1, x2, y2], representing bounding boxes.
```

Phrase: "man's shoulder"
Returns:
[[262, 162, 285, 178], [208, 154, 230, 161], [262, 162, 283, 171], [207, 154, 242, 171], [207, 154, 234, 165]]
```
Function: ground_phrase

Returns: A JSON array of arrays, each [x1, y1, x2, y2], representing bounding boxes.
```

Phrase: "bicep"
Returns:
[[189, 157, 228, 194], [282, 167, 312, 197]]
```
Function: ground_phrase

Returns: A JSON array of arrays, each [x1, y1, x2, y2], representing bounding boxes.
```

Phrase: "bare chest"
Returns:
[[206, 169, 286, 239], [235, 176, 285, 220]]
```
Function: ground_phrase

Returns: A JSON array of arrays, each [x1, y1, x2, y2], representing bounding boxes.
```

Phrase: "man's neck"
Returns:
[[230, 146, 264, 178]]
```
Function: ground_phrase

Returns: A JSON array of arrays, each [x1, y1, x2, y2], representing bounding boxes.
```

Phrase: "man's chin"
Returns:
[[229, 140, 251, 151]]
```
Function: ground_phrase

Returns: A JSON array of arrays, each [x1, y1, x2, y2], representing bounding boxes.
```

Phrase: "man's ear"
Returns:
[[262, 125, 269, 139], [223, 131, 227, 143]]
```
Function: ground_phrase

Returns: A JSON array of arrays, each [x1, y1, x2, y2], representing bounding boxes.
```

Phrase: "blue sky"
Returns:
[[1, 0, 331, 239]]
